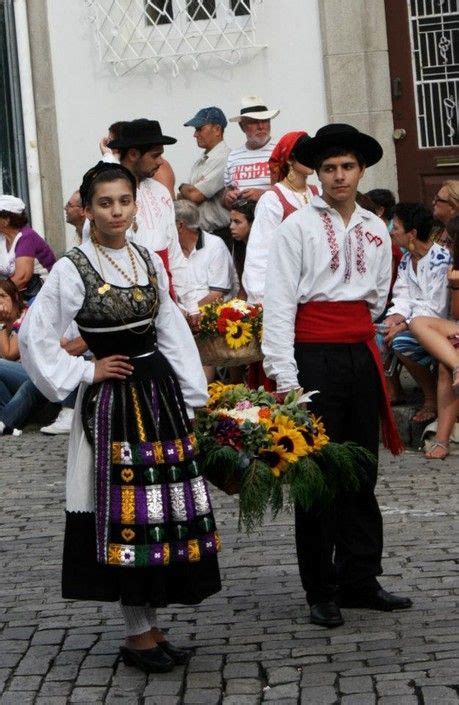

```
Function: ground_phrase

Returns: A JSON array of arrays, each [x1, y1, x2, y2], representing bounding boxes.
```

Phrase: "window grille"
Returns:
[[408, 0, 458, 148], [85, 0, 265, 76]]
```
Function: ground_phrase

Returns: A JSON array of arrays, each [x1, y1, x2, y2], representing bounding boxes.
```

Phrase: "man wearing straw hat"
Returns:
[[222, 96, 279, 210]]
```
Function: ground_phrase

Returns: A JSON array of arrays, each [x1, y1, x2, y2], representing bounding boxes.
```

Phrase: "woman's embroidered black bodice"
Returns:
[[65, 243, 160, 359]]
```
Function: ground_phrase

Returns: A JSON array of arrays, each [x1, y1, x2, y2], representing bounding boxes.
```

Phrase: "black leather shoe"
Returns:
[[119, 645, 174, 673], [158, 640, 192, 665], [310, 601, 344, 628], [340, 588, 413, 611]]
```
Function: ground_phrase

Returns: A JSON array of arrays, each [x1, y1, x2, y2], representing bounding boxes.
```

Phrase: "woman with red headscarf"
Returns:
[[242, 131, 318, 305]]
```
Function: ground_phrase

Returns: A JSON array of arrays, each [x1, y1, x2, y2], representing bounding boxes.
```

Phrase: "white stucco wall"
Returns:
[[45, 0, 328, 244]]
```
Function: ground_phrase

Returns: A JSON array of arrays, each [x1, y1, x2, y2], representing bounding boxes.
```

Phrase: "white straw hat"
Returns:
[[229, 95, 280, 123]]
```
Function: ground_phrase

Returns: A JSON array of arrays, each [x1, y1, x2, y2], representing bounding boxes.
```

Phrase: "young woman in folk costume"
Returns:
[[19, 163, 221, 674], [243, 131, 318, 390]]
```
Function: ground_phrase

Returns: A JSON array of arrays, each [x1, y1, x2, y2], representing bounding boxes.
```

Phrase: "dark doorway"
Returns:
[[385, 0, 458, 204]]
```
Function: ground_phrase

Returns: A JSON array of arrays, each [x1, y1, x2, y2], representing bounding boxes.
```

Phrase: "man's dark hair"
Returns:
[[119, 143, 158, 161], [366, 189, 396, 220], [394, 202, 433, 242], [109, 121, 128, 140], [314, 146, 366, 170]]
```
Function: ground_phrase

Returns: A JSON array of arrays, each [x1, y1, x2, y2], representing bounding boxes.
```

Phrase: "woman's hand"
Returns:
[[93, 355, 134, 383], [384, 320, 408, 344]]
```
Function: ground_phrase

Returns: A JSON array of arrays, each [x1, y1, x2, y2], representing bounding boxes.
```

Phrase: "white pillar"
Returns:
[[13, 0, 45, 236]]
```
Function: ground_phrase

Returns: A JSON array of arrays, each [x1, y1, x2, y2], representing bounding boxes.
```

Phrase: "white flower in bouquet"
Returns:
[[225, 406, 262, 424]]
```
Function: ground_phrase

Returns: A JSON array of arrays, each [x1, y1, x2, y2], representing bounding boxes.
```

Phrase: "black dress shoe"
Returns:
[[310, 601, 344, 628], [119, 645, 174, 673], [158, 640, 192, 665], [340, 588, 413, 611]]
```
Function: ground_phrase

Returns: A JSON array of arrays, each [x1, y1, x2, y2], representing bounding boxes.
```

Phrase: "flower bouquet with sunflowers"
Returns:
[[196, 298, 263, 367], [196, 383, 375, 532]]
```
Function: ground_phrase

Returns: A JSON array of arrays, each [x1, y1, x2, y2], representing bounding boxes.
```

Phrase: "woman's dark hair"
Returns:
[[366, 189, 396, 220], [394, 202, 433, 243], [231, 198, 256, 224], [0, 209, 29, 229], [232, 240, 247, 285], [356, 192, 377, 214], [446, 214, 459, 268], [313, 146, 365, 170], [0, 279, 25, 317], [80, 163, 137, 207]]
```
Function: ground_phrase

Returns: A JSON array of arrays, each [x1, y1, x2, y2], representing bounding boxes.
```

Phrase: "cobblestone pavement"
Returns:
[[1, 433, 458, 705]]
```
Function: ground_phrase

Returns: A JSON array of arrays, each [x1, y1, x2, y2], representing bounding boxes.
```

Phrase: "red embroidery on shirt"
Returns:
[[365, 232, 383, 247], [320, 211, 340, 273], [355, 223, 367, 275]]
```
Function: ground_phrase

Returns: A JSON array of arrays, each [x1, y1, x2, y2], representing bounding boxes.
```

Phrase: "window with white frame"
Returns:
[[85, 0, 263, 75]]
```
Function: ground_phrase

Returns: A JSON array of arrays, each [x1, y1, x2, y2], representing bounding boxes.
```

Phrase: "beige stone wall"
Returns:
[[26, 0, 65, 254], [319, 0, 398, 195]]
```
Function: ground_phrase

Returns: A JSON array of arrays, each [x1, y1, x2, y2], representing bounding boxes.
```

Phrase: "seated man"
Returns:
[[174, 200, 236, 307]]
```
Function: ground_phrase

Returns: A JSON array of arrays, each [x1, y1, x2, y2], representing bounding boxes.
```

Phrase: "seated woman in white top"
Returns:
[[384, 203, 451, 424], [242, 131, 318, 304], [410, 215, 459, 458]]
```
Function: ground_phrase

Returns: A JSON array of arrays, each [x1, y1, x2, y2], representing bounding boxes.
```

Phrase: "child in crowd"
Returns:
[[229, 198, 255, 299]]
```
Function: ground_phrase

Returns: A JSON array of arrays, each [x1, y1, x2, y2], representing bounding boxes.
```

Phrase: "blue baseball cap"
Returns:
[[184, 107, 227, 129]]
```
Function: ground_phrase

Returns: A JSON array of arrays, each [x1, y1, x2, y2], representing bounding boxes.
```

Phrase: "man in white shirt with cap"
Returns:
[[179, 107, 231, 244]]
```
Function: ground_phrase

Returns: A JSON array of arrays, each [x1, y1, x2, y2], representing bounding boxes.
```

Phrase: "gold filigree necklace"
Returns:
[[282, 178, 309, 204], [92, 239, 145, 302]]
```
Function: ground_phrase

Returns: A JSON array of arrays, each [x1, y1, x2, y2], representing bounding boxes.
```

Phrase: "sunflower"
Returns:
[[225, 320, 252, 349], [258, 445, 290, 477], [270, 414, 297, 431], [298, 416, 329, 454], [207, 381, 238, 408], [270, 423, 309, 462]]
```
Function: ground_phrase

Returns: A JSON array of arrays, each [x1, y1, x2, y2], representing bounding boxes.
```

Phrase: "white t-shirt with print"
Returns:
[[224, 140, 276, 190]]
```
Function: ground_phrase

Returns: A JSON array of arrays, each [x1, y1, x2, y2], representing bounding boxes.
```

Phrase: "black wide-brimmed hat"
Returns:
[[294, 123, 383, 168], [107, 118, 177, 149]]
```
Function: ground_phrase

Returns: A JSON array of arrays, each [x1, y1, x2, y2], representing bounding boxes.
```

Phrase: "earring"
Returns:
[[408, 241, 415, 252], [286, 164, 296, 185], [89, 221, 97, 241], [132, 215, 138, 233]]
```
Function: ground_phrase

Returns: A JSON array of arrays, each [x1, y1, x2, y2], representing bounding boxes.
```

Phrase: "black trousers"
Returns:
[[294, 342, 383, 605]]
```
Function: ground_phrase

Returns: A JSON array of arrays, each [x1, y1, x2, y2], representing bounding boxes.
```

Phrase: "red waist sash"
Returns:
[[295, 301, 403, 455], [156, 248, 177, 302]]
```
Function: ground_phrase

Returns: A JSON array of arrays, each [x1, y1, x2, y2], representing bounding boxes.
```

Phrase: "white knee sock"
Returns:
[[120, 604, 157, 637]]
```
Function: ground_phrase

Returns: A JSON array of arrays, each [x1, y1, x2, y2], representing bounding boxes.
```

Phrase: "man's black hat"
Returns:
[[107, 118, 177, 149], [294, 123, 383, 168]]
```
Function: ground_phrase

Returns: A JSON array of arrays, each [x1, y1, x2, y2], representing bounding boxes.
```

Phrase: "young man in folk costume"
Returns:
[[107, 119, 200, 326], [262, 124, 411, 628]]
